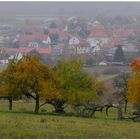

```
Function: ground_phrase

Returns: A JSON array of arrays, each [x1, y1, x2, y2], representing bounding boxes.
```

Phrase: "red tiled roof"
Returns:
[[3, 47, 52, 55], [18, 32, 49, 43], [35, 48, 52, 54], [2, 48, 21, 52], [90, 30, 108, 38], [92, 25, 105, 30], [113, 28, 135, 38], [101, 37, 121, 49]]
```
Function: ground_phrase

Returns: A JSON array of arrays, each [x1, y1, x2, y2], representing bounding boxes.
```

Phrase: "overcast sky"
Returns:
[[0, 2, 140, 16]]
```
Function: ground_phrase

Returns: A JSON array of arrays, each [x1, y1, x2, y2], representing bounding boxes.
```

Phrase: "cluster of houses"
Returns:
[[0, 16, 138, 65]]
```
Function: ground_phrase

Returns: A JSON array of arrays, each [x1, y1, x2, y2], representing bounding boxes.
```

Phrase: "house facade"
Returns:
[[13, 32, 52, 48], [69, 36, 80, 46]]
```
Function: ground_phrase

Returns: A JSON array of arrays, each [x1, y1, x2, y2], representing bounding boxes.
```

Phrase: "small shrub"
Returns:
[[102, 67, 120, 75]]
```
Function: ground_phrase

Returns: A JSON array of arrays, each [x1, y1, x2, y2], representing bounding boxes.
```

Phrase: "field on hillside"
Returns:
[[0, 101, 139, 138], [84, 66, 131, 81]]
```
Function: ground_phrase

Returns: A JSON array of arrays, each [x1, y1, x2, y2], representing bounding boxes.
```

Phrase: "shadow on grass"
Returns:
[[0, 109, 72, 116], [0, 110, 135, 123], [0, 109, 97, 119]]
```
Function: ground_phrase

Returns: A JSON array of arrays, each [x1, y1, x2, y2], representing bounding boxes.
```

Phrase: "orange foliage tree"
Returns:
[[0, 56, 57, 114], [128, 59, 140, 106]]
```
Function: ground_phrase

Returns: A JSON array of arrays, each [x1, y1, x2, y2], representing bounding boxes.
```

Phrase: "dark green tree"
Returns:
[[114, 45, 125, 62], [50, 33, 59, 45]]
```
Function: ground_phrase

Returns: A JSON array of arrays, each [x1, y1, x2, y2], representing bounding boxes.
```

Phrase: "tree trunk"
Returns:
[[54, 104, 65, 113], [8, 96, 12, 110], [53, 101, 65, 113], [117, 103, 123, 120], [124, 100, 128, 113], [46, 100, 65, 113], [34, 95, 40, 114]]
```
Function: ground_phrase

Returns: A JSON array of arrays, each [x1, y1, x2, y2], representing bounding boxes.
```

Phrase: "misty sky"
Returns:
[[0, 2, 140, 17]]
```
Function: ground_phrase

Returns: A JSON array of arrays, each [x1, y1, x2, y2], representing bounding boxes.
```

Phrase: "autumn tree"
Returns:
[[113, 72, 130, 113], [49, 59, 103, 113], [0, 56, 55, 114], [0, 60, 17, 110], [128, 59, 140, 114]]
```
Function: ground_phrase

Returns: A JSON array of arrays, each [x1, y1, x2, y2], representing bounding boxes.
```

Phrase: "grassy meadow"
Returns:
[[0, 101, 139, 138]]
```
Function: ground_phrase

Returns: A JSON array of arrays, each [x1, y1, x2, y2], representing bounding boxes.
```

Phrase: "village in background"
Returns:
[[0, 11, 139, 69], [1, 2, 140, 138]]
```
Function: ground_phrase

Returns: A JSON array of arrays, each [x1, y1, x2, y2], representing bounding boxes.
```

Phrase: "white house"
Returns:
[[76, 46, 90, 54], [87, 38, 100, 47], [53, 46, 63, 55], [8, 52, 23, 61], [89, 30, 109, 45], [15, 52, 23, 60], [69, 36, 80, 46], [8, 55, 15, 60], [99, 38, 109, 45], [42, 36, 51, 45], [87, 38, 101, 55], [28, 42, 39, 48], [91, 45, 101, 55], [92, 20, 104, 29]]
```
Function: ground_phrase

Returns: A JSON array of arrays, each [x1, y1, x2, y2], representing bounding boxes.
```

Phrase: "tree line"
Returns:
[[0, 56, 104, 114], [0, 56, 140, 121]]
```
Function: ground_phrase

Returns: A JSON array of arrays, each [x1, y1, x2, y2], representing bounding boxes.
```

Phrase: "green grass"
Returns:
[[98, 74, 118, 81], [0, 101, 139, 138]]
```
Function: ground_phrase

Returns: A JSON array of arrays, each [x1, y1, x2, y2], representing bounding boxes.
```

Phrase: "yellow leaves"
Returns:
[[128, 76, 140, 105], [0, 82, 22, 97], [0, 84, 10, 96], [0, 56, 52, 97], [39, 80, 62, 100]]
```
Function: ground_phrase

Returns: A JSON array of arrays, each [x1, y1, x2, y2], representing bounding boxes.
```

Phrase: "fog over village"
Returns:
[[0, 2, 140, 65], [0, 1, 140, 139]]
